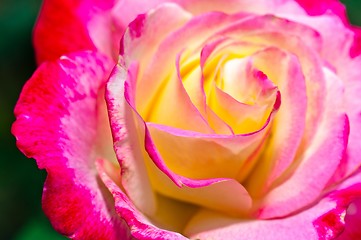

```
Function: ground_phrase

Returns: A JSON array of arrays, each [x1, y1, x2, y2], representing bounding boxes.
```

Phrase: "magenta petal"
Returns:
[[34, 0, 116, 63], [315, 173, 361, 240], [12, 51, 126, 239], [295, 0, 347, 19], [337, 195, 361, 239]]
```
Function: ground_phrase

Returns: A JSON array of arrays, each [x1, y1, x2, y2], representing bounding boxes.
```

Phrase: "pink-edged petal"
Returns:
[[285, 11, 354, 67], [209, 84, 278, 134], [294, 0, 361, 57], [12, 51, 126, 239], [184, 178, 361, 240], [244, 47, 307, 196], [96, 158, 188, 240], [257, 67, 349, 219], [34, 0, 116, 64], [213, 13, 322, 55], [145, 146, 253, 217], [334, 56, 361, 180], [120, 4, 192, 116], [146, 122, 269, 181], [106, 64, 157, 217], [208, 56, 279, 134]]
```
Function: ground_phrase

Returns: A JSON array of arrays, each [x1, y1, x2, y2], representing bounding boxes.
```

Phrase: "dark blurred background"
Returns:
[[0, 0, 360, 239]]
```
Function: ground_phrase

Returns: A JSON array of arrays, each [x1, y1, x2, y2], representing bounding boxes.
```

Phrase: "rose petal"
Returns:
[[145, 148, 253, 217], [176, 51, 234, 134], [283, 11, 354, 67], [334, 56, 361, 180], [106, 63, 157, 217], [333, 170, 361, 239], [12, 51, 126, 239], [214, 13, 322, 52], [335, 197, 361, 239], [111, 0, 301, 31], [295, 0, 346, 19], [294, 0, 361, 57], [184, 181, 361, 240], [244, 47, 307, 196], [34, 0, 116, 63], [147, 122, 269, 181], [96, 158, 188, 240], [208, 58, 279, 134], [144, 56, 213, 133], [257, 67, 349, 219]]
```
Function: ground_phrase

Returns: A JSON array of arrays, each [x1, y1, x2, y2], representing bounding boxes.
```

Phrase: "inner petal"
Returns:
[[243, 47, 307, 198], [207, 58, 279, 134], [220, 58, 276, 104], [177, 50, 234, 135], [147, 123, 268, 180]]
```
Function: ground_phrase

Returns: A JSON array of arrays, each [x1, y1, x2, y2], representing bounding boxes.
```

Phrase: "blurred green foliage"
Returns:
[[0, 0, 360, 239]]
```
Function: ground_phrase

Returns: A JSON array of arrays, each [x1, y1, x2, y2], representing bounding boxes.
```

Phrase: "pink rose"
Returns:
[[13, 0, 361, 239]]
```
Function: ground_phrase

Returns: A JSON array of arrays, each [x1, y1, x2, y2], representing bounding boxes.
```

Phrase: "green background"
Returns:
[[0, 0, 360, 239]]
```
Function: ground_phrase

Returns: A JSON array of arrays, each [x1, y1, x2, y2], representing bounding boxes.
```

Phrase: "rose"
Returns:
[[12, 0, 361, 239], [13, 0, 361, 239]]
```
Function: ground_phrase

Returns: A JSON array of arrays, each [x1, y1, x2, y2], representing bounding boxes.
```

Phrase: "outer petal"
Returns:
[[257, 67, 349, 219], [12, 51, 127, 239], [335, 56, 361, 180], [280, 10, 355, 68], [293, 0, 361, 57], [34, 0, 116, 63], [295, 0, 346, 18], [184, 177, 361, 240], [112, 0, 306, 32]]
